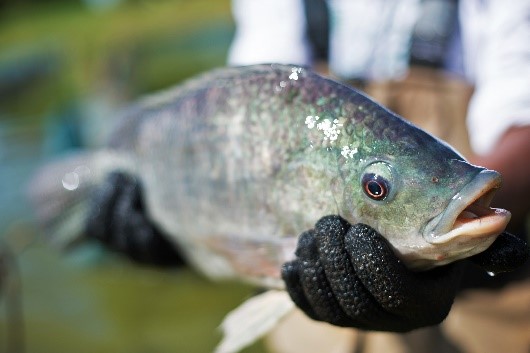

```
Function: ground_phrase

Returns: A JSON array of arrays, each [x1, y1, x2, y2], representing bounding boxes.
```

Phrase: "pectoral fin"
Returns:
[[215, 290, 294, 353]]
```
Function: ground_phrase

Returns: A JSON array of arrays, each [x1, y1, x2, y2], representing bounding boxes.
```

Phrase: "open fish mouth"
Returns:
[[424, 170, 511, 245]]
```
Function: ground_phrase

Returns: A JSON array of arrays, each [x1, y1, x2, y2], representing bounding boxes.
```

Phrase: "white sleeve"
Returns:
[[460, 0, 530, 155], [327, 0, 420, 80], [227, 0, 312, 66]]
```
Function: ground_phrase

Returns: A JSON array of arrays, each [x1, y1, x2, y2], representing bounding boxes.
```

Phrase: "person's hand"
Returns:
[[85, 171, 184, 267], [281, 215, 529, 332], [467, 231, 529, 274]]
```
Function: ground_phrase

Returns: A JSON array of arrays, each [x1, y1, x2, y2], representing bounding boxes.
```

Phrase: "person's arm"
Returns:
[[460, 1, 530, 235], [469, 126, 530, 234]]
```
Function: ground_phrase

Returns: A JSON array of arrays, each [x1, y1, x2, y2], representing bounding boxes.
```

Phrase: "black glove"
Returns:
[[467, 231, 529, 274], [461, 231, 530, 290], [281, 215, 529, 332], [86, 171, 184, 267]]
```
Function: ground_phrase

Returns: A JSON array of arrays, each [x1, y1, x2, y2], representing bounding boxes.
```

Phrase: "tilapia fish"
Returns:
[[30, 64, 511, 351]]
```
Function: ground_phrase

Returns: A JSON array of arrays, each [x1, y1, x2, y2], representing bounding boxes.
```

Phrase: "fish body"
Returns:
[[31, 64, 510, 288]]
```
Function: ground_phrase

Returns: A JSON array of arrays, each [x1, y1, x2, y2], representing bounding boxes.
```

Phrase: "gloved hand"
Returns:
[[281, 215, 529, 332], [85, 171, 184, 267]]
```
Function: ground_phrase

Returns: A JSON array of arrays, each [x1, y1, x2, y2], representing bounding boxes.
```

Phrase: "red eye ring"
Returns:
[[362, 173, 389, 200]]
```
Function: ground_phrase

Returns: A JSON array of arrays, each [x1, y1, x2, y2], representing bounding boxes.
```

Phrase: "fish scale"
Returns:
[[30, 63, 510, 286], [28, 64, 514, 353]]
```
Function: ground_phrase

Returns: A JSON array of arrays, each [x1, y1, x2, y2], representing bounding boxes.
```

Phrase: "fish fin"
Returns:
[[26, 151, 132, 247], [215, 290, 295, 353]]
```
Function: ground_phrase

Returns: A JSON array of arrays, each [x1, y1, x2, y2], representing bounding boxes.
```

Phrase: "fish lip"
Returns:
[[423, 169, 511, 245]]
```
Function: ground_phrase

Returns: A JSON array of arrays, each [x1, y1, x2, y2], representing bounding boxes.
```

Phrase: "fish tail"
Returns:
[[26, 150, 132, 247]]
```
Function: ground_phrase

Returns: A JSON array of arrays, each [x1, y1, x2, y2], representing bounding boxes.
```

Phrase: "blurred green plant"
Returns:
[[0, 0, 234, 120]]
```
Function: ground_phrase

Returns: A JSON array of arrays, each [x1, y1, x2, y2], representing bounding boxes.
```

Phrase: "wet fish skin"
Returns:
[[31, 64, 509, 287]]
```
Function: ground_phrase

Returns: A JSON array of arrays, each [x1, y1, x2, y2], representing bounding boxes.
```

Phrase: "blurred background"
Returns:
[[0, 1, 267, 352]]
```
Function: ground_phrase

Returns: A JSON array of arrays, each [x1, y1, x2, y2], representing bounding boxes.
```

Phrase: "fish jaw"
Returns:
[[416, 169, 511, 268]]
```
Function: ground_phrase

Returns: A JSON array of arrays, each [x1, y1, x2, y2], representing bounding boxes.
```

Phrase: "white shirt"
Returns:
[[228, 0, 530, 155]]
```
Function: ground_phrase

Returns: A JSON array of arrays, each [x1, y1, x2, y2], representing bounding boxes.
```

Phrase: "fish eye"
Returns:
[[362, 174, 389, 200], [360, 161, 395, 202]]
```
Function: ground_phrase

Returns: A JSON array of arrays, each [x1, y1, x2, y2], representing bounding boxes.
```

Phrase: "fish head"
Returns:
[[340, 112, 511, 270]]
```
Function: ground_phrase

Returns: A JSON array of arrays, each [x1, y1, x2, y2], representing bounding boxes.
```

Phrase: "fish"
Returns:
[[28, 64, 512, 352]]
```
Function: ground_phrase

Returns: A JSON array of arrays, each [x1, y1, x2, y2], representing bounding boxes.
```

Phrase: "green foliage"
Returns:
[[0, 0, 234, 119]]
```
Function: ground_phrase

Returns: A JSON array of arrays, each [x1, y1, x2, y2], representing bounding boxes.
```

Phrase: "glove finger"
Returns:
[[281, 260, 319, 320], [113, 175, 183, 266], [294, 230, 351, 326], [86, 171, 127, 242], [111, 174, 138, 251], [469, 231, 530, 274], [314, 215, 392, 327], [345, 224, 461, 324]]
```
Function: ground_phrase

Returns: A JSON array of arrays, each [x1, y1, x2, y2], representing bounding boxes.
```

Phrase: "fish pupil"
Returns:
[[362, 173, 388, 200], [368, 181, 383, 195]]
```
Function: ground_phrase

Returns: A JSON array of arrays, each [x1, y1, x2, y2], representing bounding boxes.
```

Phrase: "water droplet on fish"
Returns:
[[62, 172, 80, 191], [289, 67, 302, 80], [487, 271, 496, 277]]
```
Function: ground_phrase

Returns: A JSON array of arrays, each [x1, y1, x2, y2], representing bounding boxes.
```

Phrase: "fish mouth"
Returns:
[[423, 170, 511, 245]]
